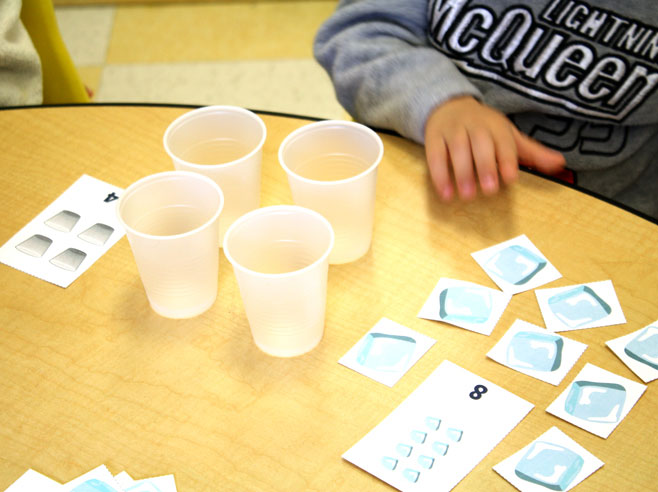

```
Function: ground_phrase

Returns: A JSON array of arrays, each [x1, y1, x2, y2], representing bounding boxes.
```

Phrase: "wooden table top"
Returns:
[[1, 105, 656, 491]]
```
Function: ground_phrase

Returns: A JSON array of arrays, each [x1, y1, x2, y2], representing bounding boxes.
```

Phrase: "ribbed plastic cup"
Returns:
[[223, 205, 334, 357], [117, 171, 224, 319], [163, 105, 266, 245], [278, 120, 383, 264]]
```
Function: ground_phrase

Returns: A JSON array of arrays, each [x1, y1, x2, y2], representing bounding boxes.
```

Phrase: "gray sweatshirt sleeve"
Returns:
[[0, 0, 42, 106], [314, 0, 480, 144]]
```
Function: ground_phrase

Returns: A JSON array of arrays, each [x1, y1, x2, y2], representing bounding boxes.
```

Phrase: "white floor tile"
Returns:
[[54, 6, 116, 67], [96, 59, 348, 120]]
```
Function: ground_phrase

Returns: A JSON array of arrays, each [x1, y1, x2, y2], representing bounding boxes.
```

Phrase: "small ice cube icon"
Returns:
[[514, 441, 584, 491], [624, 325, 658, 370], [484, 245, 546, 285], [411, 430, 427, 443], [49, 248, 87, 271], [78, 223, 114, 246], [507, 331, 563, 371], [439, 286, 492, 324], [418, 455, 435, 469], [432, 442, 449, 456], [381, 457, 398, 470], [45, 210, 80, 232], [548, 286, 611, 328], [356, 332, 416, 372], [71, 479, 120, 492], [396, 444, 413, 457], [402, 469, 420, 483], [425, 417, 441, 431], [564, 380, 626, 423], [15, 234, 53, 257]]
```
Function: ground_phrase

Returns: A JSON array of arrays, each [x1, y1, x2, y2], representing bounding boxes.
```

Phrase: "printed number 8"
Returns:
[[469, 385, 488, 400]]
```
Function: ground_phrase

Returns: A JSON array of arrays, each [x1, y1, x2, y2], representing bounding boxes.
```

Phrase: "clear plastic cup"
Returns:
[[223, 205, 334, 357], [163, 105, 266, 245], [278, 120, 383, 264], [117, 171, 224, 319]]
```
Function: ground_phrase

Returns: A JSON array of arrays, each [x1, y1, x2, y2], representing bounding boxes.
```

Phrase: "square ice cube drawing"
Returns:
[[606, 321, 658, 383], [494, 427, 604, 492], [535, 280, 625, 332], [546, 363, 646, 438], [339, 318, 436, 387], [487, 319, 587, 385], [472, 235, 561, 295], [418, 278, 511, 336]]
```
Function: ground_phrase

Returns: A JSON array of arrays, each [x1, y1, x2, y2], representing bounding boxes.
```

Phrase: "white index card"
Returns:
[[339, 317, 435, 387], [606, 320, 658, 383], [546, 363, 646, 438], [535, 280, 625, 332], [343, 360, 533, 491], [487, 319, 587, 385], [418, 278, 511, 336], [494, 427, 604, 492], [472, 235, 561, 294], [0, 175, 125, 288]]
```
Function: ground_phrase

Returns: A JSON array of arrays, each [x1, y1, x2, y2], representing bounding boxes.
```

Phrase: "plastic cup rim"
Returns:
[[117, 170, 224, 241], [163, 105, 267, 169], [278, 120, 383, 186], [223, 204, 335, 279]]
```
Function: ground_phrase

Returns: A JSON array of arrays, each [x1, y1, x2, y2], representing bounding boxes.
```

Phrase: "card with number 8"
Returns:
[[343, 360, 534, 491]]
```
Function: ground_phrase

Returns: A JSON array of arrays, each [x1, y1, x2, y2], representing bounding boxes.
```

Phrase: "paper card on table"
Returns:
[[606, 320, 658, 383], [535, 280, 625, 332], [471, 235, 561, 295], [63, 464, 125, 491], [116, 473, 178, 492], [493, 426, 604, 492], [4, 469, 62, 491], [0, 174, 124, 288], [343, 360, 533, 492], [339, 317, 435, 387], [418, 278, 511, 336], [546, 363, 646, 439], [487, 319, 587, 386]]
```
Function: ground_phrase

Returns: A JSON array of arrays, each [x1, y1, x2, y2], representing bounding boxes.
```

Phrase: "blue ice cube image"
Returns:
[[381, 456, 398, 470], [411, 430, 427, 443], [439, 286, 492, 324], [425, 417, 441, 431], [432, 442, 449, 456], [514, 441, 584, 491], [624, 325, 658, 370], [548, 286, 611, 328], [564, 380, 626, 423], [418, 455, 435, 469], [484, 245, 547, 285], [507, 331, 564, 372], [402, 469, 420, 483], [71, 479, 120, 492], [396, 444, 413, 457], [356, 332, 416, 372]]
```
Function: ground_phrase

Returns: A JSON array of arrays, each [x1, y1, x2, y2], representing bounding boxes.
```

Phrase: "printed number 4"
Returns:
[[469, 385, 488, 400]]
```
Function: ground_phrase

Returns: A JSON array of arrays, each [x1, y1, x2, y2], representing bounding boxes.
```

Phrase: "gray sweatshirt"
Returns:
[[0, 0, 42, 107], [314, 0, 658, 220]]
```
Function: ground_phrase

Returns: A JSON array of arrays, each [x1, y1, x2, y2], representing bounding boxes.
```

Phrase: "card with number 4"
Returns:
[[343, 360, 534, 492]]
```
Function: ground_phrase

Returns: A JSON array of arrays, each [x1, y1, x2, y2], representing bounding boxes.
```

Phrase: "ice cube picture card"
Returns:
[[493, 427, 604, 492], [606, 320, 658, 383], [63, 465, 124, 491], [343, 360, 534, 492], [339, 317, 436, 387], [546, 363, 646, 439], [471, 235, 561, 295], [418, 278, 512, 336], [0, 175, 125, 288], [487, 319, 587, 386], [535, 280, 625, 332]]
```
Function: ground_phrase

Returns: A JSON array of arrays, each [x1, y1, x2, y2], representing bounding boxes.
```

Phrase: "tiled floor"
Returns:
[[53, 1, 349, 120]]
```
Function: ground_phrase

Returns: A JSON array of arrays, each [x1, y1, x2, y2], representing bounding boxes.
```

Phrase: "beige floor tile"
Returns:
[[54, 5, 116, 66], [106, 1, 338, 63], [96, 59, 348, 120]]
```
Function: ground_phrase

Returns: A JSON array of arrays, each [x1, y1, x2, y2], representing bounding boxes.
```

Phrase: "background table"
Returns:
[[1, 105, 656, 491]]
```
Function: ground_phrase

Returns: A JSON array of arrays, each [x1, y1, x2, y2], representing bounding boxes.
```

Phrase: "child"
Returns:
[[0, 0, 42, 106], [314, 0, 658, 220]]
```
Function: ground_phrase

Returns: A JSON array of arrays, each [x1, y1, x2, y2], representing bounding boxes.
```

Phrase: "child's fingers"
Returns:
[[425, 133, 454, 201], [513, 128, 566, 173], [469, 127, 499, 195], [446, 128, 477, 200]]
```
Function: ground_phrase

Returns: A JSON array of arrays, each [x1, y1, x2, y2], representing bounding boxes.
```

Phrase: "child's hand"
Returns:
[[424, 96, 566, 201]]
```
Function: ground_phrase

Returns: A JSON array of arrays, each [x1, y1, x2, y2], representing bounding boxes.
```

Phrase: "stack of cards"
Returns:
[[5, 465, 177, 492]]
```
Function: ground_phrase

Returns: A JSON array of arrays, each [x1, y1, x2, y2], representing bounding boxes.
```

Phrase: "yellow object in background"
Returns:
[[21, 0, 90, 104]]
